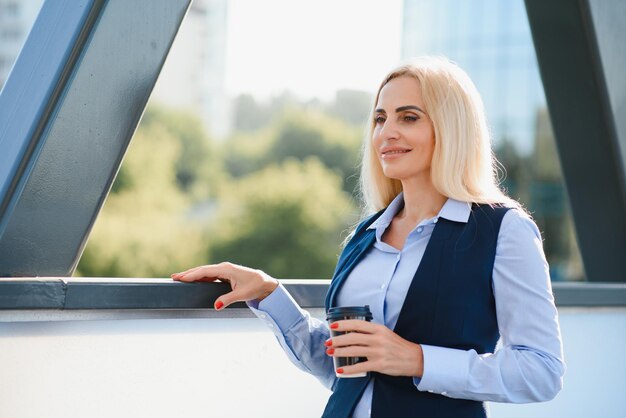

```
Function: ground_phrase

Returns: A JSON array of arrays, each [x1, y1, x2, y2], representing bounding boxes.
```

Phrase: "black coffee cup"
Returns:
[[326, 305, 373, 378]]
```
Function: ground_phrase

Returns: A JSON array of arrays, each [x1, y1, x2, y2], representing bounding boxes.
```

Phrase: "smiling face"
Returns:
[[372, 76, 436, 183]]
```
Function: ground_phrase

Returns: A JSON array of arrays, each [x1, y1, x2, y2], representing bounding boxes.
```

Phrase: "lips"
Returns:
[[383, 150, 410, 155], [381, 146, 411, 157]]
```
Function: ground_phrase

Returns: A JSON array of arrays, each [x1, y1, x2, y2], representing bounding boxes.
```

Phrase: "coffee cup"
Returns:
[[326, 305, 373, 378]]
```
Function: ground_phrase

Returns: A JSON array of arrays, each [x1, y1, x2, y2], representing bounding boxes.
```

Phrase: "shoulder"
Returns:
[[469, 203, 541, 243], [472, 203, 537, 230], [500, 207, 542, 240], [495, 207, 546, 259]]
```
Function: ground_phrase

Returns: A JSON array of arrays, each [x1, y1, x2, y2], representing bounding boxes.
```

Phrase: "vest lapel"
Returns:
[[325, 229, 376, 310], [321, 376, 371, 418]]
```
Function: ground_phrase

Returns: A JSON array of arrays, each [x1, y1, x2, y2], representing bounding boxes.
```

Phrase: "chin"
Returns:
[[381, 166, 427, 182], [381, 162, 405, 176], [382, 169, 409, 180]]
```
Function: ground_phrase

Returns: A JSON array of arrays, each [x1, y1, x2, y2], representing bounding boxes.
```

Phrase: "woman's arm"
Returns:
[[247, 285, 337, 390], [415, 209, 566, 402], [318, 209, 565, 402], [171, 262, 337, 391]]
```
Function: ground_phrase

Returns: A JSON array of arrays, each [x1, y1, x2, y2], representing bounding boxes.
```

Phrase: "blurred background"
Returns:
[[0, 0, 583, 281]]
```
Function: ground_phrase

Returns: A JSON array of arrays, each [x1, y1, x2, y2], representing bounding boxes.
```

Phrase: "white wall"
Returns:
[[0, 307, 624, 418], [490, 308, 626, 418]]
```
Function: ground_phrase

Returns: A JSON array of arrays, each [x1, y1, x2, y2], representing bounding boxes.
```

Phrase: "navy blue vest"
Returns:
[[322, 204, 510, 418]]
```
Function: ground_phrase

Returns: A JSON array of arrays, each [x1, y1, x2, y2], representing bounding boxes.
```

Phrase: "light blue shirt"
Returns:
[[248, 194, 565, 417]]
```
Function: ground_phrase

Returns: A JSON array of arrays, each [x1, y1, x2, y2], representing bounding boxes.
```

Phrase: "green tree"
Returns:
[[265, 109, 362, 197], [78, 102, 365, 279], [223, 107, 363, 197], [221, 127, 275, 178], [139, 105, 222, 200], [209, 158, 358, 279], [76, 122, 206, 277]]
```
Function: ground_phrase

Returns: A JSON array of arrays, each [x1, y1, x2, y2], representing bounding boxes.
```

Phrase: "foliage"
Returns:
[[208, 158, 358, 279], [77, 101, 364, 279], [224, 107, 363, 197], [139, 105, 223, 200], [77, 97, 577, 281], [76, 121, 206, 277]]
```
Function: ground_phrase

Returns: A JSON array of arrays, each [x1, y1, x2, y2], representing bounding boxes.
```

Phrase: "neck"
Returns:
[[398, 176, 448, 224]]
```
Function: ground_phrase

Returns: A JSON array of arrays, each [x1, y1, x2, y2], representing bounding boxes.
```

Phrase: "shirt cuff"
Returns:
[[415, 345, 471, 395], [246, 283, 306, 333]]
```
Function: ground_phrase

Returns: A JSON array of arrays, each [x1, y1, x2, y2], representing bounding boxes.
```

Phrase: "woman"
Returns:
[[171, 56, 565, 418]]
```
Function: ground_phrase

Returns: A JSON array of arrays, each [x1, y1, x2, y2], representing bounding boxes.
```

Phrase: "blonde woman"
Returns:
[[172, 57, 565, 418]]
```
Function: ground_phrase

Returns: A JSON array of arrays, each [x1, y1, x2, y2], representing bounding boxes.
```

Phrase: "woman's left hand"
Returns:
[[326, 320, 424, 378]]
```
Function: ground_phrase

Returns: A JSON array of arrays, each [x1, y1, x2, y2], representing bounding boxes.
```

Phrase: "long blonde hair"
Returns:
[[360, 56, 518, 213]]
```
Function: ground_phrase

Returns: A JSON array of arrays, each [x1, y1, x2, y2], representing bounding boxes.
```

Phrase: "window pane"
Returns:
[[75, 0, 583, 281]]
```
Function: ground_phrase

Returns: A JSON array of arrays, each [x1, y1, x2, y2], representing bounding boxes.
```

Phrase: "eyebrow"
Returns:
[[375, 105, 427, 115]]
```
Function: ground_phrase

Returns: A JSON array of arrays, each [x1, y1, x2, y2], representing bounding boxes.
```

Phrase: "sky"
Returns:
[[224, 0, 404, 101], [10, 0, 403, 102]]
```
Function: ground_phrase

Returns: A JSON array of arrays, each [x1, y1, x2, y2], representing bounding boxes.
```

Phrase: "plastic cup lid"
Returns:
[[326, 305, 373, 321]]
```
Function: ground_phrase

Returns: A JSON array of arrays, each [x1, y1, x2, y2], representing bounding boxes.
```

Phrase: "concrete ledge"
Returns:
[[0, 278, 624, 314], [552, 282, 626, 306], [0, 278, 65, 309]]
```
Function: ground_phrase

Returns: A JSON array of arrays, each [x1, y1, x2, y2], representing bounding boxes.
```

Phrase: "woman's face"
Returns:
[[372, 76, 435, 182]]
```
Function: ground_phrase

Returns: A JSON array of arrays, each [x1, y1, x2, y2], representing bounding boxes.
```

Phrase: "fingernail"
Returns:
[[215, 301, 224, 310], [330, 323, 338, 329], [326, 348, 334, 355], [324, 339, 332, 347], [336, 368, 344, 374]]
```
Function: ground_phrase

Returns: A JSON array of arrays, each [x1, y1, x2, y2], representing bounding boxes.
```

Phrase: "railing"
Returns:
[[1, 278, 625, 418]]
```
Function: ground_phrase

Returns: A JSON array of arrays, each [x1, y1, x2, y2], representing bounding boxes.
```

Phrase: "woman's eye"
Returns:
[[404, 115, 418, 122], [375, 116, 386, 124]]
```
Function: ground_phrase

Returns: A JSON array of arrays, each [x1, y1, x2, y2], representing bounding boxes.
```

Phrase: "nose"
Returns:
[[378, 118, 399, 142]]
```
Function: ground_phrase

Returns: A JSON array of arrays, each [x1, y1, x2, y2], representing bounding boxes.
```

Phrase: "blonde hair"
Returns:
[[360, 56, 518, 213]]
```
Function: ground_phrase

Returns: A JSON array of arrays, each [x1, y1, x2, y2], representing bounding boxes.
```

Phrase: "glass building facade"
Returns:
[[402, 0, 583, 280]]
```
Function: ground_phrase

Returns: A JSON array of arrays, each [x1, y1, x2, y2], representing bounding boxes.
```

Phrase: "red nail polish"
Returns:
[[337, 368, 344, 374], [330, 323, 339, 329], [326, 348, 334, 355], [324, 340, 332, 347], [215, 301, 224, 310]]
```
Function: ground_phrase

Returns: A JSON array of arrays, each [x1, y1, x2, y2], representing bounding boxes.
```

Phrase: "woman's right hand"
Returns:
[[170, 262, 279, 310]]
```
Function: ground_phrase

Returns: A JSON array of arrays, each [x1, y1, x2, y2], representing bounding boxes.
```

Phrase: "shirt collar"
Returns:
[[367, 192, 472, 234], [439, 196, 472, 223], [368, 193, 404, 232]]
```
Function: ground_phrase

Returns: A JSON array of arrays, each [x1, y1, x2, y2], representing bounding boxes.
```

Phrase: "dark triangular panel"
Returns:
[[0, 0, 191, 276], [525, 0, 626, 282]]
